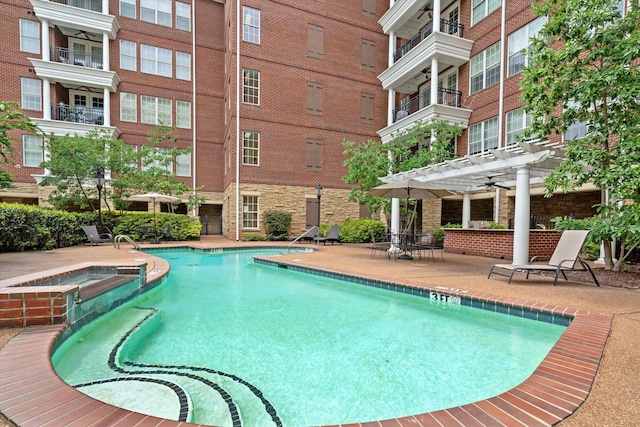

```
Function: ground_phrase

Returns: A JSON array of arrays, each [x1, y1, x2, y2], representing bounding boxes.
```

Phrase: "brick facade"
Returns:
[[444, 229, 562, 260]]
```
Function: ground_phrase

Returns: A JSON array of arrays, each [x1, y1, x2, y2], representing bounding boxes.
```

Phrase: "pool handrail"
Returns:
[[114, 234, 141, 250], [288, 226, 318, 252]]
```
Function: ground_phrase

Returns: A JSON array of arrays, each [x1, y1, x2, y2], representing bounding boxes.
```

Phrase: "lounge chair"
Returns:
[[488, 230, 600, 286], [289, 226, 318, 243], [314, 225, 343, 245], [80, 225, 113, 245]]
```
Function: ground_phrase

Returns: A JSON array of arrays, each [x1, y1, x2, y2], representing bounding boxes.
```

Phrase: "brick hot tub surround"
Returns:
[[444, 229, 562, 260]]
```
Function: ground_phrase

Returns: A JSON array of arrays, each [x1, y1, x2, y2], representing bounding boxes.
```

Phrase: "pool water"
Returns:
[[53, 249, 566, 426]]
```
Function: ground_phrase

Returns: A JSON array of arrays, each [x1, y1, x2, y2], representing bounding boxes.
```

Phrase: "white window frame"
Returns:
[[120, 92, 137, 122], [470, 42, 500, 94], [243, 6, 260, 44], [176, 152, 191, 176], [508, 16, 547, 77], [176, 2, 191, 31], [242, 131, 260, 166], [141, 44, 172, 77], [22, 135, 43, 167], [141, 95, 172, 125], [472, 0, 501, 26], [242, 195, 259, 229], [21, 78, 41, 111], [176, 51, 191, 80], [120, 0, 136, 19], [141, 0, 171, 27], [120, 40, 137, 71], [242, 69, 260, 105], [563, 101, 589, 142], [19, 19, 40, 54], [505, 109, 532, 146], [176, 100, 191, 128], [142, 147, 172, 173], [468, 116, 498, 155]]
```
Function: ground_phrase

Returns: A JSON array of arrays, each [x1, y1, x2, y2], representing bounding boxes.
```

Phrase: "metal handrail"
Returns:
[[287, 226, 318, 252], [393, 87, 463, 122], [393, 18, 465, 62], [114, 234, 141, 250]]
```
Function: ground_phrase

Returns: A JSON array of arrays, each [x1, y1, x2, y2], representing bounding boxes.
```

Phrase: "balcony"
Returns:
[[50, 0, 101, 13], [393, 19, 464, 63], [30, 0, 119, 39], [51, 46, 103, 69], [51, 103, 104, 125], [392, 87, 462, 122], [30, 57, 119, 91]]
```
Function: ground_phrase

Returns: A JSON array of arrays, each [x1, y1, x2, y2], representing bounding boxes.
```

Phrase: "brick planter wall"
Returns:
[[444, 229, 562, 260]]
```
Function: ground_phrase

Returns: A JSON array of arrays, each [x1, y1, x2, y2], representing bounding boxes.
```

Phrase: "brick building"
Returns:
[[0, 0, 600, 239]]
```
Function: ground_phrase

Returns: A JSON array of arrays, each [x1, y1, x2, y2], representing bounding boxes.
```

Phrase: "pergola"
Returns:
[[382, 140, 569, 264]]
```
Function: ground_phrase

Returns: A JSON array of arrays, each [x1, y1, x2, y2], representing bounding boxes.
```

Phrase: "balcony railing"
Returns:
[[393, 18, 465, 63], [50, 0, 102, 12], [50, 46, 103, 69], [51, 103, 104, 125], [392, 87, 462, 122]]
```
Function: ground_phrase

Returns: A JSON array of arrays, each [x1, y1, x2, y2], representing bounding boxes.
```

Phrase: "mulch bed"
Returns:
[[592, 263, 640, 289]]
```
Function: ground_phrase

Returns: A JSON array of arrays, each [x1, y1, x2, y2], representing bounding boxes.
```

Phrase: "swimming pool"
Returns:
[[52, 248, 566, 426]]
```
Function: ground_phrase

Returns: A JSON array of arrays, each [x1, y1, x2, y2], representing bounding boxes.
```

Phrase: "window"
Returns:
[[141, 95, 171, 125], [242, 69, 259, 105], [307, 82, 322, 114], [120, 93, 137, 122], [308, 24, 324, 58], [470, 42, 500, 94], [360, 93, 374, 123], [508, 16, 547, 76], [176, 100, 191, 128], [564, 101, 589, 141], [19, 20, 40, 54], [362, 0, 376, 17], [468, 117, 498, 154], [176, 2, 191, 31], [176, 152, 191, 176], [306, 139, 322, 170], [120, 0, 136, 19], [472, 0, 500, 26], [22, 135, 42, 167], [176, 52, 191, 80], [505, 109, 532, 145], [361, 39, 375, 70], [21, 78, 41, 111], [242, 195, 259, 229], [142, 147, 172, 172], [141, 0, 171, 27], [242, 131, 259, 165], [141, 44, 172, 77], [120, 40, 137, 71], [243, 7, 260, 44]]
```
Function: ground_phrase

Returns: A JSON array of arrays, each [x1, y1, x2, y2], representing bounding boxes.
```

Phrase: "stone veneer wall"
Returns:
[[222, 183, 362, 239], [444, 229, 562, 260]]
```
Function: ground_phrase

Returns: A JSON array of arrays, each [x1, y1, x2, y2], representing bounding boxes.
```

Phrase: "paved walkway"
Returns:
[[1, 237, 639, 426]]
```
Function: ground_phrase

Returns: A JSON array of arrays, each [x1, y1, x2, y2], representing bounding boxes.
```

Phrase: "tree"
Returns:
[[342, 118, 462, 216], [520, 0, 640, 270], [0, 101, 40, 188], [40, 126, 196, 214]]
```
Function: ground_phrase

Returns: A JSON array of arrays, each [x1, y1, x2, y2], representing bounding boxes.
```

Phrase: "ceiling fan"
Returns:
[[477, 176, 511, 190], [416, 4, 432, 20]]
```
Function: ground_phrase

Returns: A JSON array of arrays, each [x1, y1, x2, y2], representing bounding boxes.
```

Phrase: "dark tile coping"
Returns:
[[0, 250, 613, 427]]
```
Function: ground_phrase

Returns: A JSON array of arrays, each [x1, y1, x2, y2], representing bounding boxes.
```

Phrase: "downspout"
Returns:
[[191, 0, 197, 216], [235, 0, 241, 241], [496, 0, 506, 225]]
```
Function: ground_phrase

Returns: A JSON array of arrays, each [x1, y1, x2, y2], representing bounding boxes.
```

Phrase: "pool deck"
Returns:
[[1, 237, 639, 427]]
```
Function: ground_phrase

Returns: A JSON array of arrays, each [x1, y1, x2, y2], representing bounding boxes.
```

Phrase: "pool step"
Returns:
[[80, 275, 138, 300]]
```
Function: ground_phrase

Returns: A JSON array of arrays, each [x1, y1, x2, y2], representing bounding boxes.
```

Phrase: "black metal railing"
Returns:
[[393, 18, 465, 62], [50, 0, 102, 12], [51, 103, 104, 125], [392, 87, 462, 122], [50, 46, 103, 70]]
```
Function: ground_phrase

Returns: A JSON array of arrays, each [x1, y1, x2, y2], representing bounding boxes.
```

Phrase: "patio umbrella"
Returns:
[[127, 192, 181, 232], [368, 178, 455, 199]]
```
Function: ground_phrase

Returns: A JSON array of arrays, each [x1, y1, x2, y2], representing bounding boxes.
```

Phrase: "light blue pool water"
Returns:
[[53, 248, 566, 427]]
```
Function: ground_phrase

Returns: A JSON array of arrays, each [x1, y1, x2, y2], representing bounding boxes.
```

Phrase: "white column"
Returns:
[[512, 166, 531, 265], [42, 78, 51, 120], [102, 33, 110, 71], [103, 88, 110, 126], [102, 0, 109, 14], [41, 20, 50, 62], [388, 30, 401, 241], [462, 192, 471, 228], [433, 0, 441, 33], [494, 188, 500, 223], [430, 57, 439, 106]]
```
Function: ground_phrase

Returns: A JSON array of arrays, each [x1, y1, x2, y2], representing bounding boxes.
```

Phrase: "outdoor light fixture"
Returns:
[[93, 168, 105, 228], [315, 183, 323, 229]]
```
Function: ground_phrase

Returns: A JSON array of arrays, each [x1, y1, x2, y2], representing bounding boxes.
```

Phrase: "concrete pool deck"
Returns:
[[1, 237, 638, 426]]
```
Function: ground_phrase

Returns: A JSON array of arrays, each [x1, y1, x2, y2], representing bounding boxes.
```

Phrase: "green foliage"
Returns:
[[243, 233, 268, 241], [318, 223, 330, 238], [488, 221, 506, 229], [0, 101, 41, 188], [339, 219, 386, 243], [263, 210, 292, 240], [521, 0, 640, 269], [112, 211, 201, 241], [342, 118, 463, 216], [434, 222, 462, 245]]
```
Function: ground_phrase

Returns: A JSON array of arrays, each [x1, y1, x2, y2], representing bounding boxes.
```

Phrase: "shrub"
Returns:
[[112, 211, 201, 241], [263, 210, 292, 240], [489, 221, 506, 229], [433, 222, 462, 245], [243, 233, 267, 241], [340, 219, 386, 243]]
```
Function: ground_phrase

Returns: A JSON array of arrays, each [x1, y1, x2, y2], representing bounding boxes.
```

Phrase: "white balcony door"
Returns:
[[69, 38, 103, 68], [70, 90, 104, 124]]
